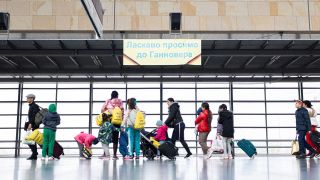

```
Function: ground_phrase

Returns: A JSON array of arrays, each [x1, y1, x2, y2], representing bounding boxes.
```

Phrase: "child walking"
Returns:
[[41, 104, 60, 160]]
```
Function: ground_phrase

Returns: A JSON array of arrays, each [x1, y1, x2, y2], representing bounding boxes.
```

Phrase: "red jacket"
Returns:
[[74, 132, 96, 148], [154, 125, 168, 141], [195, 110, 211, 132]]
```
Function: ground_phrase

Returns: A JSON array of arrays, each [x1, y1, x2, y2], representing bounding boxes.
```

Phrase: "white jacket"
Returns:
[[306, 107, 318, 126], [122, 108, 146, 128]]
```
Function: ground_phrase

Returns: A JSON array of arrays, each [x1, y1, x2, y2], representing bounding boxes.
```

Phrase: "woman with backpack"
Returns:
[[101, 91, 124, 160], [122, 98, 145, 160]]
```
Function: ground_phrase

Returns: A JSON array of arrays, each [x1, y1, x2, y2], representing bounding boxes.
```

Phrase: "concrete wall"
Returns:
[[0, 0, 320, 31]]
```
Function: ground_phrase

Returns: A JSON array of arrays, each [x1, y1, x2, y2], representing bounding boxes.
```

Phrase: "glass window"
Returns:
[[0, 116, 17, 127], [138, 102, 160, 115], [266, 89, 298, 100], [0, 103, 18, 114], [303, 82, 320, 88], [268, 128, 296, 140], [234, 128, 266, 140], [233, 89, 264, 101], [162, 102, 195, 115], [234, 115, 266, 127], [197, 89, 229, 101], [163, 89, 195, 101], [127, 82, 160, 88], [266, 102, 296, 114], [233, 102, 265, 114], [57, 103, 89, 114], [57, 89, 90, 101], [267, 115, 296, 127], [22, 89, 56, 101], [93, 82, 126, 88], [197, 82, 229, 88], [266, 82, 298, 88], [58, 115, 89, 127], [58, 83, 89, 88], [233, 82, 264, 88], [0, 83, 18, 88], [163, 83, 195, 88], [0, 90, 18, 101], [93, 89, 126, 101], [302, 89, 320, 101], [23, 83, 56, 88], [127, 89, 160, 101]]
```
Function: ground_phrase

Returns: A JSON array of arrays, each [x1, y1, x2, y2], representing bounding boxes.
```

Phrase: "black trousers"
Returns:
[[171, 122, 191, 154], [28, 144, 38, 156]]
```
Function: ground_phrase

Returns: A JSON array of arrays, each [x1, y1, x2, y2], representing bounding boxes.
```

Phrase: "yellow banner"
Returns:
[[123, 39, 201, 65]]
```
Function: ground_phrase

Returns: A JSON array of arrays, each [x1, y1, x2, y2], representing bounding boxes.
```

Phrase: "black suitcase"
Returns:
[[158, 141, 178, 160], [53, 141, 64, 159]]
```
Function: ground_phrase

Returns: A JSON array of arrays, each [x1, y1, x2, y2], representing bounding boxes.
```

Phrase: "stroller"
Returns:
[[140, 129, 158, 160]]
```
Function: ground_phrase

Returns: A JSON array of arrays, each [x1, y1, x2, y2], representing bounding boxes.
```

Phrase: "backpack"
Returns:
[[96, 113, 103, 127], [111, 107, 123, 125], [34, 108, 48, 126], [134, 111, 145, 130]]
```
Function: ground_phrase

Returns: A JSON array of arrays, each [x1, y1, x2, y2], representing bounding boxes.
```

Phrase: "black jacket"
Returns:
[[295, 107, 311, 132], [165, 102, 183, 128], [218, 110, 234, 138], [43, 112, 61, 131], [28, 102, 40, 130]]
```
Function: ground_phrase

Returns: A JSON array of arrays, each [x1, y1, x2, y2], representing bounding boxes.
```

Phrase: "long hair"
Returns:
[[127, 98, 137, 110], [111, 91, 118, 99]]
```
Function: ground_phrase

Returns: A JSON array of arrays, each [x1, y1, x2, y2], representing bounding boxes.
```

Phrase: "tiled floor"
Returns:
[[0, 156, 319, 180]]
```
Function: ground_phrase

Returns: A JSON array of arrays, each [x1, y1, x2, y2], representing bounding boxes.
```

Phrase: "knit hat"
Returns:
[[48, 104, 57, 113], [156, 120, 163, 127], [93, 138, 99, 145]]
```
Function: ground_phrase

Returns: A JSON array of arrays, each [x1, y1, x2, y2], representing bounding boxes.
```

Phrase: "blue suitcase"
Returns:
[[237, 139, 257, 158]]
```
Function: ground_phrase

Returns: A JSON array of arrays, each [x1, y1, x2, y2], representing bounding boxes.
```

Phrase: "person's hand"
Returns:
[[27, 124, 32, 131]]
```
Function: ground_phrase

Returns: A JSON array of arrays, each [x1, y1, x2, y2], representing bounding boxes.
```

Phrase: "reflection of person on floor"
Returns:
[[165, 98, 192, 158], [295, 100, 317, 159]]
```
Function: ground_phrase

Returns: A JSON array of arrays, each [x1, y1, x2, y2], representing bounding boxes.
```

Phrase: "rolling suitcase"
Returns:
[[53, 141, 64, 159], [158, 141, 179, 160], [237, 139, 257, 159]]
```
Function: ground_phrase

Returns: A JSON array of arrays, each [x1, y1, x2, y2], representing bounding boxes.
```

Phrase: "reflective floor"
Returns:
[[1, 156, 319, 180]]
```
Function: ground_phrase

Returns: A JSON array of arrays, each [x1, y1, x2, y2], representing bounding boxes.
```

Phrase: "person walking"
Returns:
[[295, 100, 317, 159], [25, 94, 40, 160], [165, 98, 192, 158], [217, 104, 234, 160], [195, 102, 213, 157], [101, 91, 124, 160], [41, 104, 60, 161]]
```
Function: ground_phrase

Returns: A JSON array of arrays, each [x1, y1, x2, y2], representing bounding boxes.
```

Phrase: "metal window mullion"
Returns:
[[160, 82, 163, 121], [264, 82, 269, 155], [89, 82, 93, 134], [195, 82, 198, 155], [15, 82, 23, 157], [229, 82, 234, 111], [299, 81, 304, 100]]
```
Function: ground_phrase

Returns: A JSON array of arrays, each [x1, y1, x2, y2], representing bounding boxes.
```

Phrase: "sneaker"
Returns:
[[41, 157, 46, 161], [27, 156, 37, 160], [296, 154, 306, 159], [135, 156, 140, 160], [48, 157, 54, 161], [99, 154, 106, 159], [80, 157, 86, 160], [112, 156, 119, 160], [309, 153, 316, 159], [124, 156, 134, 160], [184, 153, 192, 158], [207, 148, 214, 159]]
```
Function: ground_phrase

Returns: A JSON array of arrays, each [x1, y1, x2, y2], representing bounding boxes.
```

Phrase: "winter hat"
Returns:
[[48, 104, 57, 113], [156, 120, 163, 127], [93, 138, 99, 145]]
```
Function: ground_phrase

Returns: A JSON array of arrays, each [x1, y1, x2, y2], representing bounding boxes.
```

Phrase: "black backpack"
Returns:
[[310, 131, 320, 148]]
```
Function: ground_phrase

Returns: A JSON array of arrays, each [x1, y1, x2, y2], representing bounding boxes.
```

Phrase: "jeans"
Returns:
[[298, 130, 316, 155], [77, 142, 84, 157], [199, 132, 210, 155], [222, 137, 232, 156], [42, 128, 56, 157], [128, 127, 141, 157]]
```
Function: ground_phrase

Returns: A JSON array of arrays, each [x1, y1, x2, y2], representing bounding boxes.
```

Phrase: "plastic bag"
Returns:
[[22, 131, 36, 145], [211, 135, 224, 153]]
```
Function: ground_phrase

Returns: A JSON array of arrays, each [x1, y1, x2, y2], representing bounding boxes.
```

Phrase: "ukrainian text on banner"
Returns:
[[123, 39, 201, 65]]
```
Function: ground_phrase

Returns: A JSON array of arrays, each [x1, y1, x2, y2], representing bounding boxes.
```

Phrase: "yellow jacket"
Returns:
[[25, 129, 43, 145]]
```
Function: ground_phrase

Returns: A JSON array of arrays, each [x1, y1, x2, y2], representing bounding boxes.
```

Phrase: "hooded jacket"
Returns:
[[195, 109, 212, 132], [74, 132, 97, 148], [218, 110, 234, 138], [42, 112, 60, 131], [296, 107, 311, 131], [154, 125, 168, 141], [165, 102, 183, 127]]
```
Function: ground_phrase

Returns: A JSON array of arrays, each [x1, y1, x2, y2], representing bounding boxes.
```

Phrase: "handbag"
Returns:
[[22, 131, 35, 145], [291, 135, 299, 155], [211, 135, 224, 153]]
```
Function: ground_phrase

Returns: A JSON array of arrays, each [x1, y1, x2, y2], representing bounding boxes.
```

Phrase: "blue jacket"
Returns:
[[119, 131, 129, 156], [295, 107, 311, 131], [43, 112, 60, 131]]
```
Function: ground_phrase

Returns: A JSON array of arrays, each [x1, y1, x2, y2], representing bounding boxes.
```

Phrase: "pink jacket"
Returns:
[[101, 98, 124, 114], [154, 125, 168, 141], [74, 132, 96, 148]]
